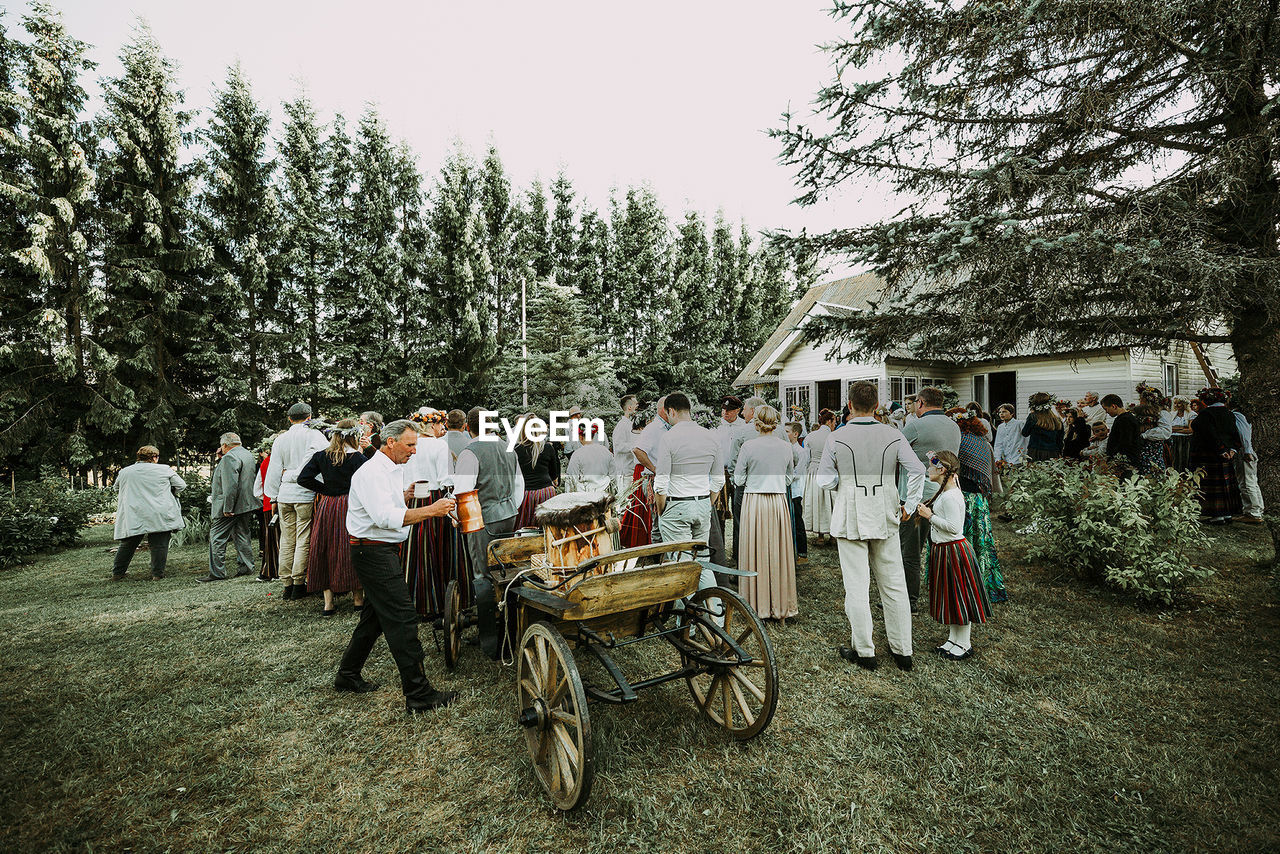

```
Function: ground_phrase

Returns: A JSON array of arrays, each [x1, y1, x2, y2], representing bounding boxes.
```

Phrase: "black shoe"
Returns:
[[282, 585, 295, 600], [293, 587, 309, 599], [110, 574, 127, 582], [195, 574, 225, 583], [354, 604, 365, 612], [891, 652, 913, 671], [838, 646, 879, 670], [321, 608, 337, 617], [233, 568, 253, 578], [150, 573, 164, 581], [406, 689, 459, 714], [941, 645, 975, 661], [334, 672, 380, 693]]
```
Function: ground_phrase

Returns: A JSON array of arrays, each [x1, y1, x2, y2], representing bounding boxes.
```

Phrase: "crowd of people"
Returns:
[[106, 378, 1264, 707]]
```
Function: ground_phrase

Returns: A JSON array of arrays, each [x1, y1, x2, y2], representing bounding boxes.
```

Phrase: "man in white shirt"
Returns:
[[727, 396, 765, 561], [565, 422, 614, 493], [632, 397, 672, 545], [654, 392, 724, 595], [612, 394, 639, 488], [1233, 405, 1264, 523], [264, 402, 328, 600], [336, 419, 458, 713], [818, 381, 925, 672], [1079, 391, 1107, 426]]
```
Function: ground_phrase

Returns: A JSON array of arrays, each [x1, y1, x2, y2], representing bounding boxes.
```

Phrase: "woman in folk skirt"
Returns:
[[803, 409, 836, 544], [402, 408, 469, 618], [297, 420, 367, 616], [916, 450, 991, 660], [1020, 392, 1064, 461], [947, 408, 1007, 603], [1190, 387, 1243, 524], [515, 415, 561, 529], [733, 405, 798, 621], [1170, 397, 1196, 471], [253, 442, 280, 581]]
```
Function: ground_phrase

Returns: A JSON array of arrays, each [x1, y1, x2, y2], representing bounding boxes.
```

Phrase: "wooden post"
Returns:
[[1186, 328, 1219, 387]]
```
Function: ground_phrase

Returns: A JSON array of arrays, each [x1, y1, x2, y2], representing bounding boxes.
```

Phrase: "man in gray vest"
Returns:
[[199, 432, 259, 583], [818, 382, 925, 671], [453, 406, 525, 578], [899, 385, 961, 611]]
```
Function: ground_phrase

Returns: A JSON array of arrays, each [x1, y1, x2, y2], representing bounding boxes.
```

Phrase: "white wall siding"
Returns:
[[776, 339, 880, 382], [951, 351, 1130, 412], [1130, 341, 1239, 397]]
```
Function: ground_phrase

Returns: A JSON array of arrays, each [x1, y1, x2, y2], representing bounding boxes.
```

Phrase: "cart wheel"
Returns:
[[680, 586, 778, 740], [516, 621, 594, 811], [442, 579, 461, 671]]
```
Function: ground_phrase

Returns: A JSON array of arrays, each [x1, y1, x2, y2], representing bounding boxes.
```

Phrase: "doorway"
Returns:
[[817, 380, 842, 415], [988, 371, 1018, 412]]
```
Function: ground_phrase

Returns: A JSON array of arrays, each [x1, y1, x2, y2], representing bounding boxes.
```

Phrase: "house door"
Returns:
[[988, 371, 1017, 412], [817, 380, 842, 415]]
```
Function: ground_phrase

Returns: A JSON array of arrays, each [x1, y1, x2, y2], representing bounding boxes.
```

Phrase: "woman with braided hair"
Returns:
[[297, 419, 368, 616], [915, 449, 991, 660]]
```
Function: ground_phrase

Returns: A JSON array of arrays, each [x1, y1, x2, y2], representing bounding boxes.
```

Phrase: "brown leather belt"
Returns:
[[349, 537, 402, 549]]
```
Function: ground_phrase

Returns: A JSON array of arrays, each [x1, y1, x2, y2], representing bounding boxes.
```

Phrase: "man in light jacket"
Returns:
[[265, 402, 328, 598], [199, 432, 259, 583], [112, 445, 186, 581]]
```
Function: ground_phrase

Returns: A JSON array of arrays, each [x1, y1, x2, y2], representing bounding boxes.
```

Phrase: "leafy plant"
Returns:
[[170, 508, 210, 549], [1003, 459, 1212, 605], [0, 475, 114, 568]]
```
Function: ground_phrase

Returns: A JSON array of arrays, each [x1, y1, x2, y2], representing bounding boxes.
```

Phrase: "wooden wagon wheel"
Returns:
[[442, 579, 462, 671], [680, 586, 779, 741], [516, 620, 594, 811]]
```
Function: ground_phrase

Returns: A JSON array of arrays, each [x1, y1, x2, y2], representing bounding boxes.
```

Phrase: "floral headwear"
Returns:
[[1135, 381, 1165, 407], [947, 406, 989, 436], [409, 407, 446, 427], [1196, 387, 1230, 406], [1028, 392, 1054, 413]]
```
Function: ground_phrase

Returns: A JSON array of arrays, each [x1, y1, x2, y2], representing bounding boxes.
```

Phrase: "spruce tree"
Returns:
[[550, 169, 576, 288], [275, 91, 330, 408], [573, 206, 610, 336], [479, 143, 518, 347], [521, 178, 552, 281], [320, 113, 359, 410], [200, 61, 279, 441], [711, 212, 740, 375], [96, 23, 210, 458], [667, 210, 721, 402], [733, 223, 763, 367], [384, 140, 437, 413], [0, 3, 107, 471]]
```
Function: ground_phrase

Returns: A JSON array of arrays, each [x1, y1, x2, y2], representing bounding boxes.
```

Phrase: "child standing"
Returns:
[[916, 449, 991, 660]]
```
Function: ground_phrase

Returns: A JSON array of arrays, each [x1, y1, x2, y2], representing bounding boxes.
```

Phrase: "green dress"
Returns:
[[963, 491, 1007, 602]]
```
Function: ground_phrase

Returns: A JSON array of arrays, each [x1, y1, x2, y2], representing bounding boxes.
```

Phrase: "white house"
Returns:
[[734, 273, 1237, 424]]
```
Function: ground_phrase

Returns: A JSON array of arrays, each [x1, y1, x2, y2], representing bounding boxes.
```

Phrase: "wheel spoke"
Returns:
[[735, 627, 755, 646], [536, 728, 551, 766], [702, 673, 722, 714], [547, 674, 569, 708], [550, 708, 579, 728], [522, 649, 543, 692], [551, 731, 574, 794], [519, 678, 541, 701], [723, 673, 734, 729], [552, 723, 579, 774], [727, 673, 757, 727], [729, 667, 767, 703], [722, 604, 734, 637]]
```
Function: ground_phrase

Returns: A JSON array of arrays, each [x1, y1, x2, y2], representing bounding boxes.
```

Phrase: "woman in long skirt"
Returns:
[[297, 421, 367, 616], [733, 405, 798, 621], [949, 408, 1007, 603], [620, 462, 654, 548], [254, 449, 279, 581], [401, 409, 469, 618], [1170, 397, 1195, 471], [803, 409, 836, 544], [1190, 388, 1243, 524], [514, 417, 560, 529]]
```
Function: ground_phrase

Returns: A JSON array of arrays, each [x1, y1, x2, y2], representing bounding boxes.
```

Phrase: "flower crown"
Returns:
[[1029, 402, 1053, 412], [409, 410, 446, 426]]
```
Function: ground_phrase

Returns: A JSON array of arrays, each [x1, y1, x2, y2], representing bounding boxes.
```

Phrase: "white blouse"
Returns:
[[928, 487, 967, 544], [732, 435, 795, 495]]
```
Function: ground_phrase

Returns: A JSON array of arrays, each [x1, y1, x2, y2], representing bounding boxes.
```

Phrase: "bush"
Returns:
[[174, 468, 212, 517], [170, 508, 211, 549], [1002, 459, 1212, 605], [0, 476, 114, 568]]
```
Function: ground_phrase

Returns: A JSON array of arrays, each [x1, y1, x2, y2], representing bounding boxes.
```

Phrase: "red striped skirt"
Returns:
[[516, 485, 557, 530], [307, 494, 360, 594], [1193, 453, 1242, 517], [620, 465, 653, 549], [928, 538, 991, 626], [404, 488, 470, 618]]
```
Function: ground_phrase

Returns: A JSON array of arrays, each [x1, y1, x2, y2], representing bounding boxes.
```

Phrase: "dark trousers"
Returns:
[[114, 531, 172, 578], [339, 544, 434, 701], [464, 515, 517, 580], [791, 496, 807, 557], [209, 512, 255, 579], [898, 518, 928, 607], [708, 504, 726, 566], [731, 483, 745, 559]]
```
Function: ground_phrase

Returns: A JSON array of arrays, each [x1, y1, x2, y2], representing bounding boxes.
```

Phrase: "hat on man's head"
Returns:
[[287, 402, 312, 420], [720, 395, 743, 411]]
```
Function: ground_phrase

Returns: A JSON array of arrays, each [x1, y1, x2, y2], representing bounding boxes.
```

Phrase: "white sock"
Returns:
[[949, 623, 972, 651]]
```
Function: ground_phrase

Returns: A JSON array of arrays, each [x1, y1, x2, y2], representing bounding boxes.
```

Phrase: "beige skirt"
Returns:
[[739, 492, 798, 620], [803, 473, 833, 534]]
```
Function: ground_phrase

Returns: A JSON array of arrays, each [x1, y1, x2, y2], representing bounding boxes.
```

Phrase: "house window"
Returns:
[[903, 377, 918, 397], [1163, 363, 1178, 397], [783, 384, 811, 427], [890, 377, 904, 402], [919, 377, 944, 391], [973, 374, 987, 410]]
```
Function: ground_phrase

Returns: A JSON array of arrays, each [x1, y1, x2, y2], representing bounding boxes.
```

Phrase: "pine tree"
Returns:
[[384, 140, 437, 414], [573, 206, 610, 336], [275, 90, 330, 408], [550, 169, 576, 288], [96, 23, 210, 457], [610, 186, 671, 396], [521, 178, 552, 281], [479, 143, 518, 347], [200, 61, 279, 442], [0, 3, 107, 471], [710, 212, 740, 385], [732, 223, 763, 368], [666, 210, 723, 403], [319, 113, 359, 411], [427, 146, 497, 398]]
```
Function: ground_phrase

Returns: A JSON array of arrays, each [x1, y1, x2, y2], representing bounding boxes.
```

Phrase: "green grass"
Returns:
[[1, 519, 1276, 853]]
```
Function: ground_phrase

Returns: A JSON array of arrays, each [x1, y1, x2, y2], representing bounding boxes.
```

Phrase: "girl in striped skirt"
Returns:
[[916, 449, 991, 660], [297, 420, 367, 616]]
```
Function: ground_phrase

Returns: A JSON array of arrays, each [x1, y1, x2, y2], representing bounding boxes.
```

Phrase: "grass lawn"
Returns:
[[1, 517, 1276, 853]]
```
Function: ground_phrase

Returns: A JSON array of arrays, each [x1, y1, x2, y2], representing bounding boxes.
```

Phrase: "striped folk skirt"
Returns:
[[803, 472, 833, 535], [516, 485, 557, 530], [1171, 435, 1193, 471], [258, 509, 279, 580], [404, 489, 470, 618], [620, 466, 654, 549], [307, 494, 360, 594], [738, 492, 798, 620], [963, 491, 1007, 603], [928, 538, 992, 626], [1193, 453, 1242, 518]]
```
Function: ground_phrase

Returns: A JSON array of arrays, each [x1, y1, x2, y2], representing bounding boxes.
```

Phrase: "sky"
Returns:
[[38, 0, 889, 258]]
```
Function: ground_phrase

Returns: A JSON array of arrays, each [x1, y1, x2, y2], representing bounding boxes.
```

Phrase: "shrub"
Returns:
[[170, 508, 211, 549], [1002, 459, 1212, 605], [0, 476, 114, 568], [173, 468, 212, 517]]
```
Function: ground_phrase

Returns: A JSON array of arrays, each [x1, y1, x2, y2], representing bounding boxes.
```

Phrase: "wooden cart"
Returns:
[[439, 532, 780, 811]]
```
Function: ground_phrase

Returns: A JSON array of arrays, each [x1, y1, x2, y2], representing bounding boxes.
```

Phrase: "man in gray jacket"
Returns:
[[199, 432, 259, 583]]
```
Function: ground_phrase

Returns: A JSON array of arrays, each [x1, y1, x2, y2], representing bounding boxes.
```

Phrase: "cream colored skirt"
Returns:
[[803, 473, 833, 534], [738, 492, 798, 620]]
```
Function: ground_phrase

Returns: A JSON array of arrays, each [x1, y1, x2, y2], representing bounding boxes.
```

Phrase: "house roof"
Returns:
[[733, 272, 885, 387]]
